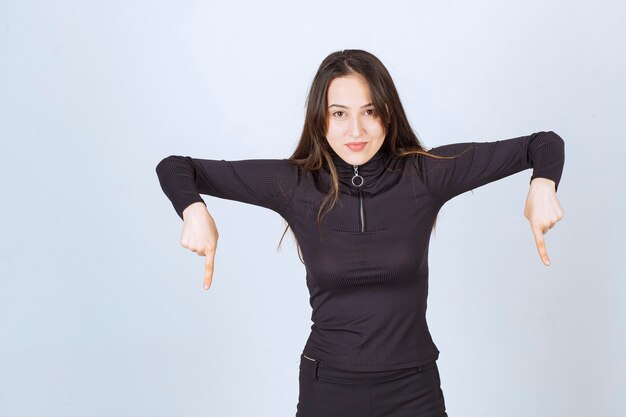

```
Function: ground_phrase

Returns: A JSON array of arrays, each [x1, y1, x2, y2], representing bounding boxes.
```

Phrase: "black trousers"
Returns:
[[296, 353, 449, 417]]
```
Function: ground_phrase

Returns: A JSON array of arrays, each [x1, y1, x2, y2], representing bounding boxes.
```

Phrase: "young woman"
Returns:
[[156, 49, 565, 417]]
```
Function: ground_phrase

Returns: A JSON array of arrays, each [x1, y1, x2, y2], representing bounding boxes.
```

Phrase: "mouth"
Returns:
[[346, 142, 367, 151]]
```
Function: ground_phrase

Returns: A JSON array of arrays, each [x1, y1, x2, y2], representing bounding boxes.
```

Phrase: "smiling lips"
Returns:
[[346, 142, 367, 151]]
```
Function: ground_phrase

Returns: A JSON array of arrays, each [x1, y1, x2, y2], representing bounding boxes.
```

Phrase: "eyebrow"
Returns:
[[328, 102, 374, 109]]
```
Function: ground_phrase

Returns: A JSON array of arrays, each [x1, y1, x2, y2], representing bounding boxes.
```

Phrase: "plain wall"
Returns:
[[1, 0, 624, 416]]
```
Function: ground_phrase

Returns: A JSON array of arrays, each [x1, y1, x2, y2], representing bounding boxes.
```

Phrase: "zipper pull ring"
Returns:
[[351, 165, 364, 187]]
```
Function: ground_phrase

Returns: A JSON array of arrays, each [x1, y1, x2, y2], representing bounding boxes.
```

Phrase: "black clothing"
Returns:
[[155, 131, 565, 372], [296, 353, 448, 416]]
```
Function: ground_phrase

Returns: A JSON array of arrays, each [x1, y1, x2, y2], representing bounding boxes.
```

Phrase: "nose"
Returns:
[[350, 116, 364, 138]]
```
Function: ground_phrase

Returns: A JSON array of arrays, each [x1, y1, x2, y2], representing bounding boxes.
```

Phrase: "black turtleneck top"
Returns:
[[156, 131, 565, 371]]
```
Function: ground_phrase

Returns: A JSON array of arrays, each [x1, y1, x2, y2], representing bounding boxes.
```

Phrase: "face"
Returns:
[[325, 73, 387, 166]]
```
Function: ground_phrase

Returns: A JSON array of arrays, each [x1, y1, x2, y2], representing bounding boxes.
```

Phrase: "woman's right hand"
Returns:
[[181, 202, 219, 290]]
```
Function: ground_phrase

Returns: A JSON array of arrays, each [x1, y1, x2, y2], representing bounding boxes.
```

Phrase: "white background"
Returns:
[[1, 1, 624, 416]]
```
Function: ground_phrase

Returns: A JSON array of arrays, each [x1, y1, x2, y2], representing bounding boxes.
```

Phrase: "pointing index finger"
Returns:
[[204, 251, 215, 290], [533, 227, 551, 266]]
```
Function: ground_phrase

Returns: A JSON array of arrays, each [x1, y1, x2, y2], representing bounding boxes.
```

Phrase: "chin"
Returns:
[[344, 152, 373, 165]]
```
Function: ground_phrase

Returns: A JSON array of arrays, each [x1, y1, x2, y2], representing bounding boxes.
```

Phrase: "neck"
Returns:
[[329, 147, 388, 190]]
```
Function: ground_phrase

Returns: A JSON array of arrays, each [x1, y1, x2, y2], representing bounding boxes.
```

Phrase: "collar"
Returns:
[[329, 147, 389, 192]]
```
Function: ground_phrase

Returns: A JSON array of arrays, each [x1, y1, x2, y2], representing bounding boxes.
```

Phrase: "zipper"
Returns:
[[352, 165, 365, 233], [358, 188, 364, 232]]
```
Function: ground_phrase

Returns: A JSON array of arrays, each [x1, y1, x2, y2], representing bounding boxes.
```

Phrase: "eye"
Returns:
[[365, 109, 377, 116], [332, 111, 344, 117]]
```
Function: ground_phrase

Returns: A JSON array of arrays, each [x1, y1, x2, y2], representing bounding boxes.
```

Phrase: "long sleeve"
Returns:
[[155, 156, 301, 220], [413, 130, 565, 204]]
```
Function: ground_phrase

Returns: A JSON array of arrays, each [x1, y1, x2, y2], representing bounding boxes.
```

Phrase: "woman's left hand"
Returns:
[[523, 178, 565, 266]]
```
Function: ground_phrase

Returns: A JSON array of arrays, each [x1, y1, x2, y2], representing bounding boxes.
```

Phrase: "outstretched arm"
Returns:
[[155, 155, 301, 290], [414, 130, 566, 265], [413, 130, 565, 203], [155, 156, 301, 219]]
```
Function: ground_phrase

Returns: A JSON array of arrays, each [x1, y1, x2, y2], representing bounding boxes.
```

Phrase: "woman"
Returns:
[[156, 49, 565, 417]]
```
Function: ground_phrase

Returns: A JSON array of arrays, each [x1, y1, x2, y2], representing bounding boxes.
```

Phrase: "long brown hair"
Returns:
[[276, 49, 468, 260]]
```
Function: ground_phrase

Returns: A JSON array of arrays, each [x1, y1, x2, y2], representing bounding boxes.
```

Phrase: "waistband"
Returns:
[[299, 353, 437, 385]]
